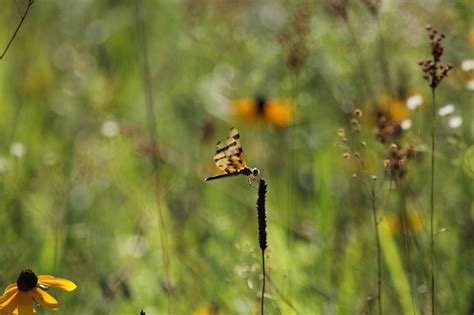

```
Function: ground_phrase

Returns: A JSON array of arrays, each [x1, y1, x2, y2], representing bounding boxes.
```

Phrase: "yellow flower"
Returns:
[[0, 269, 77, 315], [383, 211, 424, 235], [231, 96, 294, 128], [192, 305, 224, 315], [378, 94, 411, 123]]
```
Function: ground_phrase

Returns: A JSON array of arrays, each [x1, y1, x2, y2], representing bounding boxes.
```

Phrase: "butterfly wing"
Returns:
[[212, 128, 247, 173], [214, 141, 233, 173], [225, 127, 247, 171]]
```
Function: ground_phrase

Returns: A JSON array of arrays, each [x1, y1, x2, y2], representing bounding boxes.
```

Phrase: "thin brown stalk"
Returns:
[[1, 0, 34, 60], [370, 184, 382, 315], [430, 87, 436, 315], [419, 26, 452, 314], [346, 125, 383, 315], [285, 69, 299, 296], [261, 250, 266, 315]]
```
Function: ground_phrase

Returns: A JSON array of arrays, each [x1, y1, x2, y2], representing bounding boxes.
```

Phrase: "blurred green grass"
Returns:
[[0, 0, 472, 314]]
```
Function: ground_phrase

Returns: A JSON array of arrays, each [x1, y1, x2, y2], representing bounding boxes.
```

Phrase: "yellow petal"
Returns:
[[31, 288, 58, 310], [16, 293, 34, 315], [37, 276, 77, 291], [0, 291, 20, 314], [265, 100, 292, 128], [12, 307, 36, 314], [231, 98, 258, 116], [0, 284, 18, 303], [1, 284, 18, 297], [0, 290, 18, 309]]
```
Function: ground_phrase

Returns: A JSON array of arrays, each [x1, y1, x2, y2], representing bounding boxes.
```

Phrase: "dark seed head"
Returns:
[[256, 179, 268, 251], [17, 269, 38, 292]]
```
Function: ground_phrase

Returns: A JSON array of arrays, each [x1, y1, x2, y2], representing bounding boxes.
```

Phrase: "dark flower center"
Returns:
[[17, 269, 38, 292], [256, 96, 267, 115]]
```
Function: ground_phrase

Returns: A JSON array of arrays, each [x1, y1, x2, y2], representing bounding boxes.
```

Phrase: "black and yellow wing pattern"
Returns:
[[205, 127, 259, 181]]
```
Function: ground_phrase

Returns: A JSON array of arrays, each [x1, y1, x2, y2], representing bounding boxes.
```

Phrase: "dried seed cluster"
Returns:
[[375, 111, 402, 144], [278, 6, 310, 71], [383, 143, 416, 178], [360, 0, 380, 15], [418, 25, 453, 89], [336, 109, 364, 160]]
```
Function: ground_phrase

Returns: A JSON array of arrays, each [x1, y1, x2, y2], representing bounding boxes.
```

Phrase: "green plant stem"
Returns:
[[395, 177, 418, 314], [351, 153, 383, 315], [286, 71, 299, 294], [375, 17, 392, 93], [430, 87, 436, 315], [261, 250, 266, 315], [370, 187, 382, 315], [135, 1, 172, 314], [343, 20, 375, 104]]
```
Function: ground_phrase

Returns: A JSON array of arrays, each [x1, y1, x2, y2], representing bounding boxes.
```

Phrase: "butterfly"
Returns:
[[205, 127, 259, 182], [231, 96, 293, 128]]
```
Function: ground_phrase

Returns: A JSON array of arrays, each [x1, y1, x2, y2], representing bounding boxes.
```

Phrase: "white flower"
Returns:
[[406, 94, 423, 110], [10, 142, 26, 158], [465, 79, 474, 91], [448, 116, 462, 129], [461, 59, 474, 72], [101, 119, 120, 138], [438, 104, 455, 116], [401, 119, 412, 130]]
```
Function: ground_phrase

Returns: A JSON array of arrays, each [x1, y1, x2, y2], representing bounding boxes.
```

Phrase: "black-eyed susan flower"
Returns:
[[231, 96, 294, 128], [0, 269, 77, 315]]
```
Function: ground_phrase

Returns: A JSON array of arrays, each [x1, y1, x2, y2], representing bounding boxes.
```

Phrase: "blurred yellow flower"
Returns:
[[379, 94, 411, 123], [383, 211, 424, 234], [192, 305, 223, 315], [231, 96, 294, 128], [372, 93, 422, 143], [0, 270, 77, 315]]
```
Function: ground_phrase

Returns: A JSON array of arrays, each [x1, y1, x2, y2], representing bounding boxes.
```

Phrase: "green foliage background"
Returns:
[[0, 0, 472, 314]]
